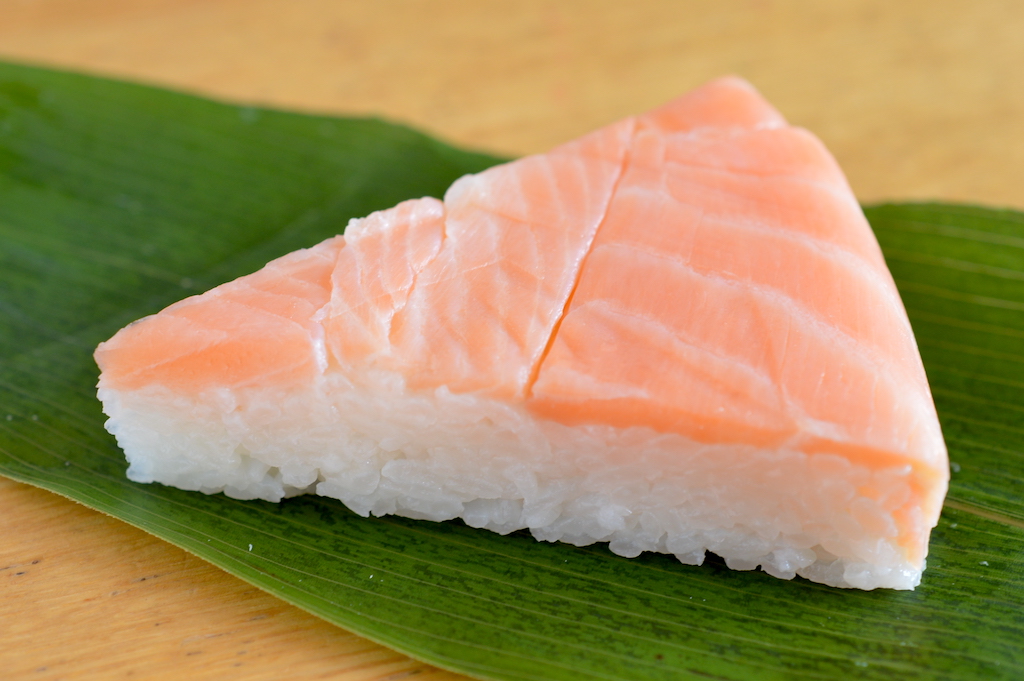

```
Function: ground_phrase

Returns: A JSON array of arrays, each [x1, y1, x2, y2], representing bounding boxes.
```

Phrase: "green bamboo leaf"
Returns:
[[1, 61, 1022, 681]]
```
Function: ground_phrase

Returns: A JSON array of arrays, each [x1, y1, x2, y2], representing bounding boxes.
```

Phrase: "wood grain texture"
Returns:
[[1, 1, 1022, 679], [0, 478, 462, 681]]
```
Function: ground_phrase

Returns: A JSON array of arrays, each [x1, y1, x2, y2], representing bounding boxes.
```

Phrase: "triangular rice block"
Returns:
[[95, 77, 948, 590]]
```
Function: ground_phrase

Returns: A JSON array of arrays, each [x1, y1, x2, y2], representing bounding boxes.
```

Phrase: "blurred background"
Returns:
[[1, 1, 1022, 679], [2, 0, 1022, 208]]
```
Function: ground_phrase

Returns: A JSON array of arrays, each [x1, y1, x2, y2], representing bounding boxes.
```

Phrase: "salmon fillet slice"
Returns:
[[95, 77, 948, 589]]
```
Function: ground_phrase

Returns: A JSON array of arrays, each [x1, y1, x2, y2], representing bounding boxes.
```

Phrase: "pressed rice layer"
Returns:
[[100, 369, 925, 590]]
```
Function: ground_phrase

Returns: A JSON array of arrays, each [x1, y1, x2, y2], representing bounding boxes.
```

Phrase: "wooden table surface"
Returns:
[[2, 2, 1022, 679]]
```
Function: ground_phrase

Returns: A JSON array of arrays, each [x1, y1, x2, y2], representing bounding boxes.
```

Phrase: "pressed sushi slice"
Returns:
[[94, 77, 948, 590]]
